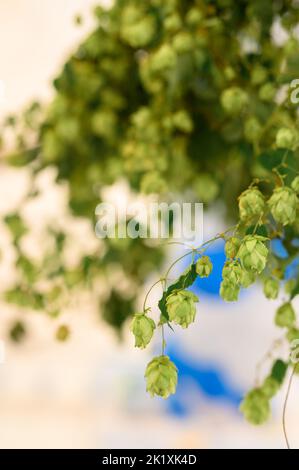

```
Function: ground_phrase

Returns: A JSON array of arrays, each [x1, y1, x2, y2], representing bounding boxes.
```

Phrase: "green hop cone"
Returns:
[[222, 260, 242, 285], [131, 312, 156, 349], [240, 269, 256, 288], [166, 290, 198, 328], [221, 87, 248, 115], [286, 327, 299, 343], [193, 174, 219, 203], [240, 389, 270, 425], [196, 256, 213, 278], [244, 117, 262, 143], [268, 187, 297, 226], [220, 280, 240, 302], [263, 278, 279, 300], [261, 376, 280, 399], [145, 355, 178, 398], [275, 302, 295, 328], [238, 188, 265, 222], [276, 127, 298, 150], [237, 235, 268, 274], [291, 175, 299, 194], [259, 82, 276, 102], [225, 237, 241, 259]]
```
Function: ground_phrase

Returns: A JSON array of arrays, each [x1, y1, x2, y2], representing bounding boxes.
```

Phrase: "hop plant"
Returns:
[[237, 235, 268, 274], [166, 290, 198, 328], [196, 256, 213, 278], [145, 355, 178, 398], [275, 302, 296, 328], [220, 280, 240, 302], [221, 87, 248, 115], [131, 312, 156, 349], [225, 237, 241, 259], [276, 127, 298, 150], [268, 187, 297, 226], [238, 188, 265, 222], [240, 389, 270, 425], [263, 278, 279, 300]]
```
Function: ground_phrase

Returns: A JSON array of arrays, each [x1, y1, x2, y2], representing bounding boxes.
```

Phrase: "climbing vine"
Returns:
[[0, 0, 298, 441]]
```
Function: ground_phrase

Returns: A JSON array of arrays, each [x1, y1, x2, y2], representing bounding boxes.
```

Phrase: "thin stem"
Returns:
[[163, 227, 236, 281], [143, 279, 164, 312], [254, 337, 284, 387], [161, 325, 165, 355], [282, 363, 298, 449]]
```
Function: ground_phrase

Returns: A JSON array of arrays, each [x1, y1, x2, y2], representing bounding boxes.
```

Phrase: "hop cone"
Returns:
[[275, 302, 295, 328], [240, 389, 270, 425], [196, 256, 213, 278], [145, 355, 178, 398], [225, 237, 241, 259], [220, 280, 240, 302], [238, 188, 265, 222], [263, 278, 279, 300], [237, 235, 268, 274], [276, 127, 298, 150], [131, 313, 156, 349], [268, 187, 297, 226], [166, 290, 198, 328], [222, 260, 242, 285], [221, 87, 248, 115], [240, 270, 256, 288]]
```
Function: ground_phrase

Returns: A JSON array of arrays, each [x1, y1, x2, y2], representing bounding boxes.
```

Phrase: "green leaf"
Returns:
[[7, 148, 39, 167], [270, 359, 288, 385], [245, 224, 268, 237], [158, 263, 197, 324], [258, 149, 294, 171]]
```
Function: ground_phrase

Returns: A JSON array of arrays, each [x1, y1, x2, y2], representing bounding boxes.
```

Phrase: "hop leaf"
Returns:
[[238, 188, 265, 222], [225, 237, 241, 259], [220, 280, 240, 302], [268, 187, 297, 226], [196, 256, 213, 278], [276, 127, 298, 150], [237, 235, 268, 274], [166, 290, 198, 328], [275, 302, 295, 328], [145, 355, 178, 398], [240, 389, 270, 425], [263, 278, 279, 300], [221, 87, 248, 115], [131, 313, 156, 349]]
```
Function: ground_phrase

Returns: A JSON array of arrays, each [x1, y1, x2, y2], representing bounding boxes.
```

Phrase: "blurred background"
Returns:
[[0, 0, 298, 449]]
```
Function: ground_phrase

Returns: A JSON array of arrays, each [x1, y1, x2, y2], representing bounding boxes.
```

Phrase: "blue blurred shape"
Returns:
[[165, 343, 243, 417]]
